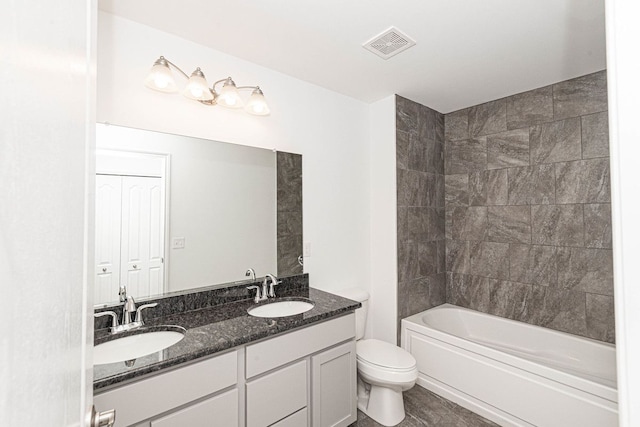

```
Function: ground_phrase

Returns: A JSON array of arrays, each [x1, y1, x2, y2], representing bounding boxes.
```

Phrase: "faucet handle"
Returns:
[[135, 303, 157, 325], [246, 285, 261, 304], [268, 280, 282, 298], [94, 311, 119, 330]]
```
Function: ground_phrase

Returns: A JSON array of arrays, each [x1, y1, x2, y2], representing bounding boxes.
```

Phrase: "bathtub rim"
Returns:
[[401, 303, 617, 404]]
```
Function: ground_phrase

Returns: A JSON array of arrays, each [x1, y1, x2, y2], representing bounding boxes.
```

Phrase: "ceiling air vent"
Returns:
[[362, 27, 416, 60]]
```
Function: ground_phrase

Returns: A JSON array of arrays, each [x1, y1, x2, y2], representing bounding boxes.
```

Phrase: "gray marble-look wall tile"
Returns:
[[446, 240, 469, 274], [419, 104, 437, 141], [507, 164, 555, 205], [506, 85, 554, 129], [277, 234, 303, 276], [446, 273, 493, 312], [435, 112, 445, 143], [529, 286, 587, 336], [553, 70, 608, 120], [555, 158, 611, 204], [429, 140, 445, 175], [277, 152, 303, 212], [469, 241, 510, 280], [398, 241, 419, 282], [530, 117, 582, 164], [419, 172, 436, 207], [397, 206, 409, 243], [450, 206, 487, 241], [468, 99, 507, 137], [396, 95, 419, 132], [487, 206, 531, 244], [445, 108, 469, 141], [429, 273, 447, 307], [531, 204, 584, 247], [489, 280, 534, 322], [487, 128, 530, 169], [581, 111, 610, 159], [408, 133, 427, 172], [397, 169, 421, 207], [419, 242, 438, 277], [586, 294, 615, 343], [445, 137, 487, 174], [437, 240, 446, 274], [398, 277, 430, 321], [469, 169, 508, 206], [408, 207, 429, 242], [584, 203, 612, 248], [557, 247, 614, 296], [277, 210, 302, 236], [509, 244, 557, 285], [397, 130, 409, 170], [428, 207, 446, 241], [445, 174, 469, 206]]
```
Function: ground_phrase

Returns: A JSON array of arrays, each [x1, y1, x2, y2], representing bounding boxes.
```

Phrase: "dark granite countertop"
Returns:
[[93, 287, 359, 391]]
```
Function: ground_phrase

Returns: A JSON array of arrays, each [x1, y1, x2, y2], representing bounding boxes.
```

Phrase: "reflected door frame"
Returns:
[[95, 149, 171, 305]]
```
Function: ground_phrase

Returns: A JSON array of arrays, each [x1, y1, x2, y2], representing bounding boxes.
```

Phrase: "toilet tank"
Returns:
[[333, 288, 369, 340]]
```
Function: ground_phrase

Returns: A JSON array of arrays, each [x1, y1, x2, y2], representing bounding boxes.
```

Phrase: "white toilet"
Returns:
[[337, 288, 418, 427]]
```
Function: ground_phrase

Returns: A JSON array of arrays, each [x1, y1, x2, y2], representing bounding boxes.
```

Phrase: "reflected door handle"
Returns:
[[90, 406, 116, 427], [102, 267, 107, 273]]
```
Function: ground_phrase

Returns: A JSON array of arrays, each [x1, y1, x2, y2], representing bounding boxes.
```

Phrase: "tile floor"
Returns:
[[352, 385, 499, 426]]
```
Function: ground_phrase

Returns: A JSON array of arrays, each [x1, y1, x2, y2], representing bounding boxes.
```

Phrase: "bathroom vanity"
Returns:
[[93, 282, 359, 427]]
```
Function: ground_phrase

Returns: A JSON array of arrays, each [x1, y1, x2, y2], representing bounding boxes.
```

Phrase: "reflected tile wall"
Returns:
[[396, 96, 446, 341], [444, 70, 614, 343], [277, 152, 303, 277]]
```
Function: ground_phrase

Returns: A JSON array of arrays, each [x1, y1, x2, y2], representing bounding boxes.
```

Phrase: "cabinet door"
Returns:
[[150, 389, 238, 427], [311, 340, 357, 427]]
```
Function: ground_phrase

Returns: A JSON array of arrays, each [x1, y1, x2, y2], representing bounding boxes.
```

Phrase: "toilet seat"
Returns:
[[356, 339, 417, 371]]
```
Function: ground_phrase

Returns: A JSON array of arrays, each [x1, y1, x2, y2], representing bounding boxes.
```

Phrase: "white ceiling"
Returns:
[[99, 0, 606, 113]]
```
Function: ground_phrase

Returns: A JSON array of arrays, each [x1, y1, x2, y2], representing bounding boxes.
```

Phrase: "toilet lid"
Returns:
[[356, 339, 416, 370]]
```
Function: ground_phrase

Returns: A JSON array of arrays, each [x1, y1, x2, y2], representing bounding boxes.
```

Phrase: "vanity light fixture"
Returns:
[[144, 56, 270, 116]]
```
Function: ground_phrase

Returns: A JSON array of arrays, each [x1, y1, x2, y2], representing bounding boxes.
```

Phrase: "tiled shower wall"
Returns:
[[277, 151, 303, 277], [396, 96, 446, 334], [443, 70, 614, 343]]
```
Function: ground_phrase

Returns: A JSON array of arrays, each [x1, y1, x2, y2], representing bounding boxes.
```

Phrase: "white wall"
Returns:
[[605, 1, 640, 425], [368, 96, 398, 343], [0, 0, 95, 425], [97, 12, 372, 297], [96, 124, 276, 294]]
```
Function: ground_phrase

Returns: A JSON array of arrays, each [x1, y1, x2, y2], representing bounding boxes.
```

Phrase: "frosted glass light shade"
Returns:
[[144, 61, 177, 93], [182, 68, 213, 101], [217, 78, 244, 108], [245, 88, 270, 116]]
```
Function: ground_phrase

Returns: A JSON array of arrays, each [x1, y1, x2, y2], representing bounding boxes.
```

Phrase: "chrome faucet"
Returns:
[[264, 274, 282, 298], [94, 286, 157, 334], [245, 268, 256, 282]]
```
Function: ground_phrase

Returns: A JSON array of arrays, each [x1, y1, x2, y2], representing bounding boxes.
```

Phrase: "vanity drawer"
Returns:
[[150, 389, 238, 427], [245, 314, 355, 378], [271, 408, 308, 427], [94, 350, 238, 426], [246, 359, 307, 427]]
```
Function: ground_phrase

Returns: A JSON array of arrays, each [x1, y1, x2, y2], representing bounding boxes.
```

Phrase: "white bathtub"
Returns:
[[401, 304, 617, 427]]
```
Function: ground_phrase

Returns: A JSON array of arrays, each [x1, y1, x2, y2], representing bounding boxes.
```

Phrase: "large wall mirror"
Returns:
[[95, 124, 302, 306]]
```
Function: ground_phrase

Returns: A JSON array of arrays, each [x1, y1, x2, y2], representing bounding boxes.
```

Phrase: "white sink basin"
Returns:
[[248, 300, 314, 318], [94, 329, 185, 365]]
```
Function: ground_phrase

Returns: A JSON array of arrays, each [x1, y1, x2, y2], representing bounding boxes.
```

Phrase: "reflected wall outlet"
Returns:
[[172, 237, 186, 249]]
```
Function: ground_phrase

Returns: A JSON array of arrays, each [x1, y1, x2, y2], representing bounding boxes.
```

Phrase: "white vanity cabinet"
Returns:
[[94, 313, 357, 427]]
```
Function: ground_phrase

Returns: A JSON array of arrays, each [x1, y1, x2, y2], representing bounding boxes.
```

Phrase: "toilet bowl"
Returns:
[[334, 288, 418, 427]]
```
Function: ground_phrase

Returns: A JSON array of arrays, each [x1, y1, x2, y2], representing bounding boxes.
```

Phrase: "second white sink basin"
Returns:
[[248, 300, 314, 318], [94, 328, 185, 365]]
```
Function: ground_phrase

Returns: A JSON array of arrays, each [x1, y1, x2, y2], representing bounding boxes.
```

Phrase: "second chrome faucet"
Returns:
[[246, 274, 282, 303]]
